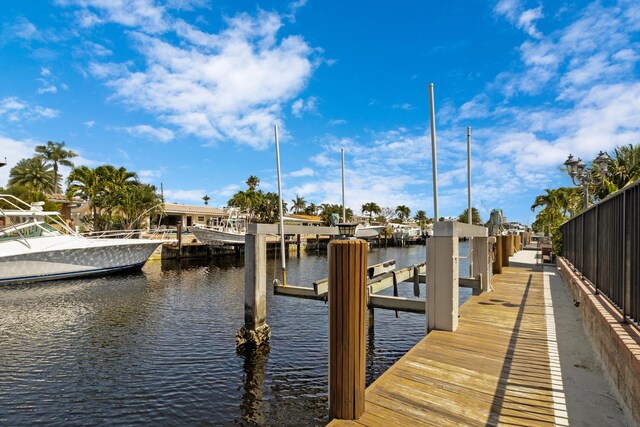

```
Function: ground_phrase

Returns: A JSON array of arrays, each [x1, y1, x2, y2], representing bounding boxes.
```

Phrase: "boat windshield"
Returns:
[[0, 220, 64, 241]]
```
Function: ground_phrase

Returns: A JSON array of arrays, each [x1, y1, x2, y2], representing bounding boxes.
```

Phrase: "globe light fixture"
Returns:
[[564, 151, 611, 209], [336, 222, 358, 239]]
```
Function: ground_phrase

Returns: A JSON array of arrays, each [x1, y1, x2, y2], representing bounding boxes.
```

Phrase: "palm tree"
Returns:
[[593, 143, 640, 199], [246, 175, 260, 191], [414, 210, 429, 229], [8, 157, 56, 195], [361, 202, 381, 222], [203, 195, 210, 206], [395, 205, 411, 222], [116, 184, 162, 230], [305, 203, 318, 216], [67, 166, 101, 230], [457, 207, 483, 225], [291, 195, 306, 214], [35, 141, 77, 193]]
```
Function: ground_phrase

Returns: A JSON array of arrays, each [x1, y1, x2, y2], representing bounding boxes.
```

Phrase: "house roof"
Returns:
[[284, 214, 324, 224], [163, 203, 225, 216]]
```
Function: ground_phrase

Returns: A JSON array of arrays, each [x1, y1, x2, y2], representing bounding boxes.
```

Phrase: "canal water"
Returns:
[[0, 242, 471, 426]]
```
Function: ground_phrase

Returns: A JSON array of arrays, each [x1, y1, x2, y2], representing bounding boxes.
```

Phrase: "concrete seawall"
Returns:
[[557, 256, 640, 425]]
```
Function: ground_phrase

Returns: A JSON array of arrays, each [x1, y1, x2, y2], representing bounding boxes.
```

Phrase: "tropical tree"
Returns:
[[592, 143, 640, 199], [361, 202, 381, 221], [9, 157, 56, 195], [395, 205, 411, 222], [319, 204, 353, 225], [35, 140, 77, 193], [116, 184, 162, 230], [203, 195, 210, 206], [291, 195, 306, 214], [305, 203, 318, 216], [414, 210, 430, 230], [457, 207, 483, 225], [246, 175, 260, 191], [66, 166, 101, 230]]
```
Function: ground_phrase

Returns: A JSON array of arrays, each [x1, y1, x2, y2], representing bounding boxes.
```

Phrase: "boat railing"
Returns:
[[81, 228, 178, 241], [1, 194, 80, 247]]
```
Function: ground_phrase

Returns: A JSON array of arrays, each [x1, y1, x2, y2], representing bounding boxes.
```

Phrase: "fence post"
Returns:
[[329, 239, 367, 420], [623, 192, 631, 322]]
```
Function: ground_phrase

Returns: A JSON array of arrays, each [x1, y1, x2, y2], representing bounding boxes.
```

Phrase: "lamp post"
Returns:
[[564, 151, 611, 209]]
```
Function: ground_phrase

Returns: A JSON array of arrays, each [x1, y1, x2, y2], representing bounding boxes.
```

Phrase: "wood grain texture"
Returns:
[[329, 261, 558, 426]]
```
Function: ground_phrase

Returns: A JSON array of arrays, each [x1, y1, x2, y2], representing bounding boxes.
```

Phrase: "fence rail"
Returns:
[[562, 178, 640, 324]]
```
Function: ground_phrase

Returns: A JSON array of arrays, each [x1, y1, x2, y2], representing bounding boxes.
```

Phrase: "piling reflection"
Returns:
[[238, 345, 270, 425]]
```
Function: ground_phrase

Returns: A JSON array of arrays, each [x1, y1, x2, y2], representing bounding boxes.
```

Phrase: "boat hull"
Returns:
[[0, 240, 162, 285], [189, 226, 245, 245]]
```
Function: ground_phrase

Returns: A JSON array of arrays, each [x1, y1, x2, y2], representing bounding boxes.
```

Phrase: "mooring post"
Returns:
[[328, 239, 367, 421], [506, 235, 515, 257], [176, 221, 182, 259], [493, 234, 503, 275], [236, 233, 271, 348], [501, 235, 510, 267], [426, 235, 459, 332], [472, 237, 491, 294]]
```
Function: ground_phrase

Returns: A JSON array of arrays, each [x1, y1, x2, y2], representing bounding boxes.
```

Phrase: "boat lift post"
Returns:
[[275, 125, 287, 287]]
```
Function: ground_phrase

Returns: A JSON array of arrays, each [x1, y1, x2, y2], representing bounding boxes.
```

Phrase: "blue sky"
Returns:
[[1, 0, 639, 224]]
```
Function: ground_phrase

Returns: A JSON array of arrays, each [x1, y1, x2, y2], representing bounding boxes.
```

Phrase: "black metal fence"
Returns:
[[562, 178, 640, 324]]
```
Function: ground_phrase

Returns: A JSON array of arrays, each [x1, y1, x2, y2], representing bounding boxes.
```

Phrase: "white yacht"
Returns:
[[0, 194, 163, 285], [189, 208, 246, 245]]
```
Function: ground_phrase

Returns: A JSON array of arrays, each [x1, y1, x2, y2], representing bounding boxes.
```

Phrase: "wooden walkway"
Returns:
[[329, 251, 565, 426]]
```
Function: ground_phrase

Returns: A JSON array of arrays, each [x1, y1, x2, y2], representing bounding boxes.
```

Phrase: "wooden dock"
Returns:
[[329, 251, 565, 426]]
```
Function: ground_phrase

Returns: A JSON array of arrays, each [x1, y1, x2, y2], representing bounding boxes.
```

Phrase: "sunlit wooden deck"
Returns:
[[329, 252, 565, 426]]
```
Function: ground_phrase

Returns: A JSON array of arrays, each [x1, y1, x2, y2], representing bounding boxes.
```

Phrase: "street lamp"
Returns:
[[564, 151, 611, 209]]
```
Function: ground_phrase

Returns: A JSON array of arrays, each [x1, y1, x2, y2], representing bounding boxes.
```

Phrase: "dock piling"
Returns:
[[329, 239, 367, 421], [236, 233, 271, 348]]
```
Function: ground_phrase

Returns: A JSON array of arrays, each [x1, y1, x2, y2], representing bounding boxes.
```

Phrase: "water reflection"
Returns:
[[0, 243, 470, 425], [238, 345, 270, 426]]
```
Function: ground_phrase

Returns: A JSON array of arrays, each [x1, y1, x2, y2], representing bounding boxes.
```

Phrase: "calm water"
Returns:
[[0, 243, 471, 426]]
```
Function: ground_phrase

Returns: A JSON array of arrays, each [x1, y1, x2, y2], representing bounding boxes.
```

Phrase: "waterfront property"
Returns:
[[327, 248, 633, 426]]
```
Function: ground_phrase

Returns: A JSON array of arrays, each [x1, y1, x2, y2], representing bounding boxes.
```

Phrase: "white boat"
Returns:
[[0, 194, 163, 285], [354, 224, 386, 239], [391, 223, 422, 243], [189, 209, 246, 245]]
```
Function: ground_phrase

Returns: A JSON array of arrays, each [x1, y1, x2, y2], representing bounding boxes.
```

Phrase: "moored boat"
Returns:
[[0, 194, 163, 285]]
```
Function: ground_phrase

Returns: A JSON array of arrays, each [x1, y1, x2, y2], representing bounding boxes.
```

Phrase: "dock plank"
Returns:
[[329, 257, 559, 426]]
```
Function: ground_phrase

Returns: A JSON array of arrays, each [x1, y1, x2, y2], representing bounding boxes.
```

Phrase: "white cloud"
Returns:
[[289, 167, 314, 177], [138, 168, 164, 183], [329, 119, 347, 126], [84, 120, 96, 128], [123, 124, 175, 142], [0, 136, 38, 188], [291, 96, 317, 117], [0, 97, 60, 121], [59, 0, 169, 34], [494, 1, 544, 39], [86, 11, 315, 149], [163, 188, 207, 202]]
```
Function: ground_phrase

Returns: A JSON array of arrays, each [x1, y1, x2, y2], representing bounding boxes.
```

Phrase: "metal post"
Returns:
[[274, 125, 287, 286], [467, 126, 473, 277], [583, 182, 589, 210], [429, 83, 439, 222], [467, 126, 471, 225], [341, 148, 346, 222]]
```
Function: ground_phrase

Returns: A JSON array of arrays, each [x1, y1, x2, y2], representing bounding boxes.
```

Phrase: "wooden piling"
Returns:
[[493, 234, 503, 275], [176, 221, 183, 259], [501, 235, 510, 267], [329, 239, 367, 421]]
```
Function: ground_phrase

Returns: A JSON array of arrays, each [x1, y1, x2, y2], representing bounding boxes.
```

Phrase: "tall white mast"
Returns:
[[275, 125, 287, 286]]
